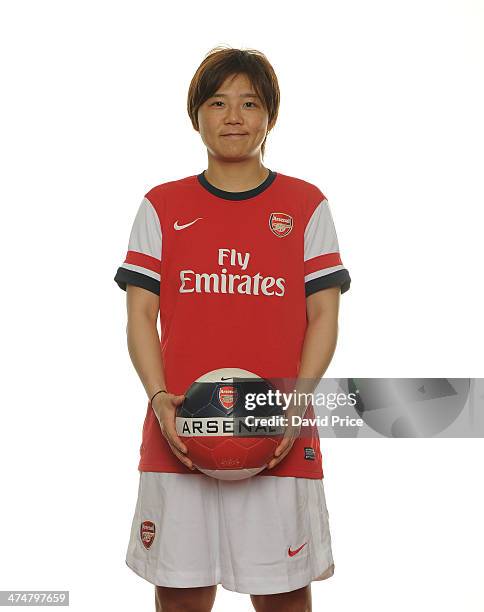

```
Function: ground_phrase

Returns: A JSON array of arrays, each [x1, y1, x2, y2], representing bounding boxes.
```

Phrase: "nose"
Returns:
[[224, 103, 243, 124]]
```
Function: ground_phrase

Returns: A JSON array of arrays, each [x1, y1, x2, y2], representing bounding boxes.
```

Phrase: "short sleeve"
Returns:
[[114, 196, 162, 295], [304, 197, 351, 297]]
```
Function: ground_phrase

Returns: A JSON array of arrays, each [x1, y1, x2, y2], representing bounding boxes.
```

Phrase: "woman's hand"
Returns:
[[151, 392, 195, 470], [267, 406, 302, 470]]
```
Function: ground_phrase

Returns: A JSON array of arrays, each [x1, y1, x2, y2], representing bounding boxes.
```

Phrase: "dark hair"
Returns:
[[187, 46, 280, 159]]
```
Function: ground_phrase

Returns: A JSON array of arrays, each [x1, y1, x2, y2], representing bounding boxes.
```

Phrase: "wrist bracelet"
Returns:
[[150, 389, 167, 404]]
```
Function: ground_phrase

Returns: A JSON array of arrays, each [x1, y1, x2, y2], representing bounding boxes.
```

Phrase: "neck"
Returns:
[[204, 157, 269, 192]]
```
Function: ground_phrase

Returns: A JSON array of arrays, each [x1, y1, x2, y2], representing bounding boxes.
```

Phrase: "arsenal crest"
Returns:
[[269, 212, 293, 238], [218, 385, 237, 411], [140, 520, 156, 549]]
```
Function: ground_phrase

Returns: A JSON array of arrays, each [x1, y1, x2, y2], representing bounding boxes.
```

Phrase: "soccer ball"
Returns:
[[176, 368, 284, 480]]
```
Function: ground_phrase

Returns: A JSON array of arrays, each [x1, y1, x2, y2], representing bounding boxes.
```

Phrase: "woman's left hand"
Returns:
[[267, 406, 302, 469]]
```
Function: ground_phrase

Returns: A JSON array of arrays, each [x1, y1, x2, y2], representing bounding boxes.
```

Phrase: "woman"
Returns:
[[114, 46, 351, 612]]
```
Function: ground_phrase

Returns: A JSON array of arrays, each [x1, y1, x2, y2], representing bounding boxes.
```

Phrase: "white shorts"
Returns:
[[125, 471, 335, 595]]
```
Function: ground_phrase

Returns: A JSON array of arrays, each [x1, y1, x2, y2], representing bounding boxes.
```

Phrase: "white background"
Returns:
[[1, 0, 483, 610]]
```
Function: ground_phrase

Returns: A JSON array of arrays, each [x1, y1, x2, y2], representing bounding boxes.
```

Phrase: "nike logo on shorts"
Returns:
[[174, 218, 203, 230], [288, 542, 307, 557]]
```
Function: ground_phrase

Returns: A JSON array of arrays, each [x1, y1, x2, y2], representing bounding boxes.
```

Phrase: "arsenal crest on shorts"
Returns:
[[269, 212, 293, 238], [140, 520, 156, 549], [218, 385, 237, 411]]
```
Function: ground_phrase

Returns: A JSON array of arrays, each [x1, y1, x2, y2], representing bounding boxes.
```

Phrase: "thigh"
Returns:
[[218, 476, 334, 595], [126, 472, 221, 588], [250, 584, 312, 612], [155, 585, 217, 612]]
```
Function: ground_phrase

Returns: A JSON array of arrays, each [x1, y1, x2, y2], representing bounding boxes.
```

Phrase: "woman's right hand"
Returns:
[[151, 392, 195, 470]]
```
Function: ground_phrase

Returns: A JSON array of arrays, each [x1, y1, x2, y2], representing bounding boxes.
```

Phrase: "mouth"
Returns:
[[221, 133, 248, 138]]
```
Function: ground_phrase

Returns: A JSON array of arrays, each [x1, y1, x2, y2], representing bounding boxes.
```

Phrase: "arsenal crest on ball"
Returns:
[[269, 212, 293, 238], [140, 520, 156, 549], [218, 385, 237, 411]]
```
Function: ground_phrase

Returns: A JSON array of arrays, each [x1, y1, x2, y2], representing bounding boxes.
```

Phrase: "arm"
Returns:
[[126, 285, 166, 399], [267, 286, 340, 469], [295, 285, 340, 395], [125, 285, 194, 469]]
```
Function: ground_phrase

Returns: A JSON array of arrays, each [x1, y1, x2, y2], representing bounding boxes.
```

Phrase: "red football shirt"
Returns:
[[115, 169, 351, 478]]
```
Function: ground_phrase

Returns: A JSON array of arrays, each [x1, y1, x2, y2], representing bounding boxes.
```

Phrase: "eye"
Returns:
[[209, 101, 258, 108]]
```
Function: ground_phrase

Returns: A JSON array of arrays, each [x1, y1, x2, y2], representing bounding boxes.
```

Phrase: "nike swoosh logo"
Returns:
[[288, 542, 307, 557], [174, 218, 203, 230]]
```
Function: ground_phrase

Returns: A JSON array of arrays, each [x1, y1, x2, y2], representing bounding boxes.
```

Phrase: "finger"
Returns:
[[159, 416, 187, 453], [269, 444, 291, 468], [166, 439, 194, 470], [267, 449, 289, 469], [268, 440, 295, 469], [274, 435, 291, 456], [164, 427, 188, 455], [274, 430, 296, 456]]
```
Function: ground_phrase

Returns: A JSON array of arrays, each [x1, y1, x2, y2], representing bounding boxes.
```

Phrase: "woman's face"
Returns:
[[197, 73, 269, 161]]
